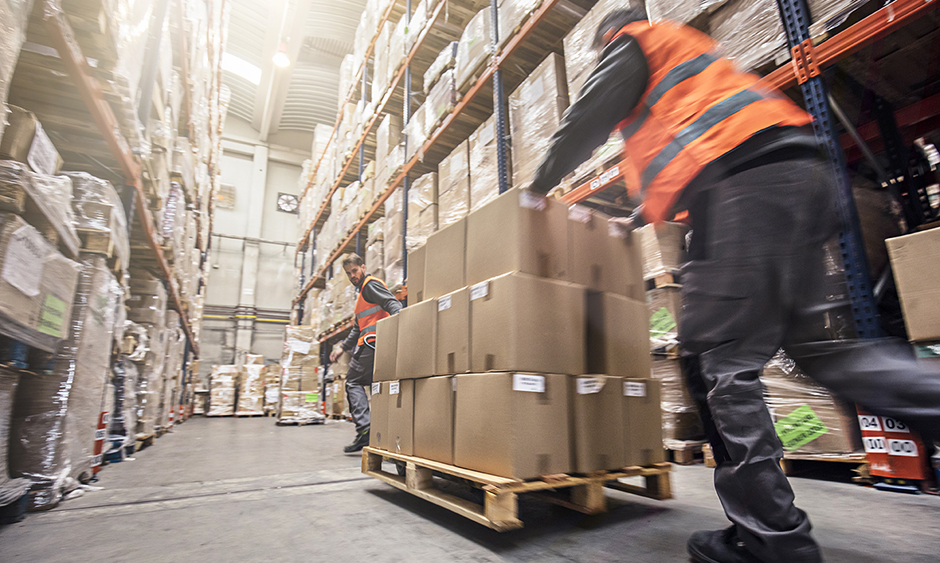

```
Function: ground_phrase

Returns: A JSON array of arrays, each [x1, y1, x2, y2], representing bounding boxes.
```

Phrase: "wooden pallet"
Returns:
[[645, 271, 681, 290], [135, 434, 155, 450], [780, 452, 871, 483], [664, 439, 708, 466], [275, 417, 326, 426], [234, 412, 265, 418], [362, 447, 672, 532]]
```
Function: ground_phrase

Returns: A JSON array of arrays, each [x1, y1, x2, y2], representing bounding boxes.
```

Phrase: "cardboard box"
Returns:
[[454, 373, 571, 479], [466, 187, 569, 286], [651, 357, 704, 441], [407, 244, 427, 303], [425, 217, 466, 299], [568, 205, 643, 297], [0, 106, 63, 175], [570, 375, 626, 472], [886, 228, 940, 341], [436, 287, 470, 375], [396, 299, 437, 378], [586, 292, 651, 379], [470, 272, 585, 375], [637, 222, 690, 280], [370, 381, 390, 450], [622, 378, 665, 466], [609, 227, 646, 301], [387, 379, 414, 455], [414, 375, 456, 464], [374, 315, 400, 382]]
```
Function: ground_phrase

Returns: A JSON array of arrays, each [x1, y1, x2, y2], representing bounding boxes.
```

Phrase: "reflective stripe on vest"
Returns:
[[612, 22, 813, 223], [354, 275, 391, 346], [355, 305, 382, 320]]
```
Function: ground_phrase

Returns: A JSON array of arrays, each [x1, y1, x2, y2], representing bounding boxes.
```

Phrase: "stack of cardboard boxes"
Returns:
[[208, 365, 238, 417], [262, 364, 282, 416], [127, 277, 170, 435], [278, 325, 323, 423], [236, 354, 266, 416], [369, 187, 663, 479]]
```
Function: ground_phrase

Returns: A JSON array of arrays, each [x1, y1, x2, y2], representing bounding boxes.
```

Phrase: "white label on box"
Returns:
[[527, 75, 544, 101], [576, 377, 604, 395], [568, 205, 592, 224], [27, 123, 59, 175], [288, 339, 311, 355], [858, 415, 881, 432], [519, 190, 546, 211], [470, 281, 489, 301], [372, 382, 381, 394], [94, 428, 106, 441], [438, 295, 452, 311], [333, 383, 339, 393], [512, 374, 545, 393], [623, 381, 647, 397], [881, 417, 910, 433], [887, 439, 918, 457], [481, 122, 496, 146], [389, 381, 400, 395], [2, 225, 46, 297], [863, 436, 888, 454]]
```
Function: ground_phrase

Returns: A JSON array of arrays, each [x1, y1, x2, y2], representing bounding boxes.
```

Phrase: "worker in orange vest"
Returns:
[[330, 253, 402, 453], [529, 9, 940, 563]]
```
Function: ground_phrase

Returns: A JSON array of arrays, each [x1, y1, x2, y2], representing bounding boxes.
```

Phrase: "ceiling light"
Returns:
[[273, 42, 290, 68]]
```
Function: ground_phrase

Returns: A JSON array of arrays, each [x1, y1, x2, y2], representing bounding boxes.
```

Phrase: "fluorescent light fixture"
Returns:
[[222, 52, 262, 85], [273, 42, 290, 68]]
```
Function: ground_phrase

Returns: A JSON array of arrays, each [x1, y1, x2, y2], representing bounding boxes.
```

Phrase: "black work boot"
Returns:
[[343, 428, 370, 453], [688, 526, 762, 563]]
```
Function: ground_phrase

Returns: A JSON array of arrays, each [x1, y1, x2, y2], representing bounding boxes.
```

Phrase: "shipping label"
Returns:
[[288, 339, 311, 354], [39, 295, 68, 337], [623, 381, 647, 397], [512, 374, 545, 393], [390, 381, 400, 395], [27, 123, 59, 175], [438, 295, 452, 311], [305, 393, 319, 403], [2, 225, 46, 296], [774, 405, 828, 452], [470, 281, 489, 301], [576, 377, 604, 395], [372, 382, 381, 394]]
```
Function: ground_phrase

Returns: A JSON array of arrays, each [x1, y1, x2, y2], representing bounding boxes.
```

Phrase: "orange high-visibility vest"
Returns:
[[354, 275, 391, 347], [613, 21, 813, 223]]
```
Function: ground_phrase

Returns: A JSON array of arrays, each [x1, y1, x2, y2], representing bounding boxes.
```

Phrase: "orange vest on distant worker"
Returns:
[[613, 21, 813, 223], [354, 275, 390, 347]]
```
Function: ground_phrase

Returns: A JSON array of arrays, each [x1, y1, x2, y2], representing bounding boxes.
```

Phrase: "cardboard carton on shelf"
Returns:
[[436, 287, 470, 375], [407, 244, 427, 303], [387, 379, 414, 455], [568, 205, 644, 298], [886, 227, 940, 342], [570, 375, 626, 472], [637, 222, 690, 280], [414, 375, 456, 464], [0, 106, 63, 175], [454, 372, 571, 479], [470, 272, 585, 376], [373, 314, 400, 382], [425, 217, 466, 300]]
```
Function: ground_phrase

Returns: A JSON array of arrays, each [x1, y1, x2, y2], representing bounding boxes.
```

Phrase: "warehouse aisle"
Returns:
[[1, 418, 937, 563]]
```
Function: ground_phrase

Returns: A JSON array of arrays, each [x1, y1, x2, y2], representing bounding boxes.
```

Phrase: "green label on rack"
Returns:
[[38, 295, 68, 337], [305, 393, 319, 403], [775, 405, 828, 451], [649, 307, 677, 338]]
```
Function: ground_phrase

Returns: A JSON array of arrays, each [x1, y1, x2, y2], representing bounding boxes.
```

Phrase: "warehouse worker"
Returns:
[[330, 254, 402, 453], [529, 9, 940, 563]]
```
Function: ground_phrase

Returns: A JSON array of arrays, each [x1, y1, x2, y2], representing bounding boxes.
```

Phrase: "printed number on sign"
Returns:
[[887, 439, 919, 457], [863, 436, 888, 454], [881, 417, 910, 433], [857, 415, 881, 432]]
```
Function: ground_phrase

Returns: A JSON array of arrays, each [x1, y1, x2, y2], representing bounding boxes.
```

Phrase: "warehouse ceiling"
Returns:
[[222, 0, 368, 141]]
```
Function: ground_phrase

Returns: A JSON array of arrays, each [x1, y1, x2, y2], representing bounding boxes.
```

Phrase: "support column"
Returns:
[[234, 144, 268, 363]]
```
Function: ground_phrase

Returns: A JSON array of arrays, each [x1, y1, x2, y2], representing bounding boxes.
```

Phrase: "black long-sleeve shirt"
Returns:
[[341, 279, 402, 352], [529, 33, 819, 222]]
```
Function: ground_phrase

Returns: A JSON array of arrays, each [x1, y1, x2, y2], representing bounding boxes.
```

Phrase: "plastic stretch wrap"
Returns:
[[0, 212, 81, 352], [0, 161, 79, 251], [279, 326, 323, 421], [648, 286, 681, 353], [208, 365, 237, 417], [762, 350, 862, 455], [468, 116, 503, 211], [652, 357, 705, 441], [404, 104, 427, 164], [385, 259, 404, 290], [280, 392, 322, 422], [127, 277, 168, 327], [236, 364, 265, 415], [373, 24, 391, 102], [405, 0, 428, 54], [646, 0, 727, 25], [437, 141, 470, 229], [158, 321, 184, 428], [497, 0, 585, 53], [160, 182, 185, 256], [172, 137, 195, 194], [455, 8, 493, 91], [384, 187, 404, 276], [66, 172, 130, 270], [110, 358, 139, 450], [425, 42, 458, 94], [407, 172, 438, 251], [637, 222, 690, 280], [509, 53, 569, 191], [376, 115, 402, 183], [368, 217, 385, 245], [136, 324, 167, 435], [388, 16, 407, 86], [565, 0, 642, 103], [366, 241, 385, 279], [0, 0, 33, 143], [426, 69, 456, 132], [338, 55, 356, 112], [0, 368, 30, 507]]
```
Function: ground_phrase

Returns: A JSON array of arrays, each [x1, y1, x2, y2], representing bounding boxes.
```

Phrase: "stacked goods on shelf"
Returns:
[[127, 278, 169, 436], [407, 172, 439, 252], [0, 0, 32, 144], [375, 115, 402, 195], [208, 365, 238, 417], [509, 54, 570, 192], [325, 349, 350, 418], [886, 227, 940, 344], [262, 364, 281, 415], [108, 355, 139, 460], [366, 218, 386, 282], [67, 172, 130, 271], [0, 367, 29, 514], [278, 325, 324, 423], [371, 187, 663, 478], [437, 141, 471, 229], [455, 7, 492, 93], [424, 42, 458, 95], [468, 116, 505, 212], [236, 354, 265, 416], [158, 312, 186, 432], [637, 222, 705, 442], [8, 254, 122, 510], [384, 187, 405, 289], [762, 351, 862, 455]]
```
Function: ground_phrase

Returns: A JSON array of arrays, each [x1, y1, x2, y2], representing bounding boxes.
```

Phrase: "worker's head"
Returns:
[[342, 254, 366, 287], [593, 9, 648, 51]]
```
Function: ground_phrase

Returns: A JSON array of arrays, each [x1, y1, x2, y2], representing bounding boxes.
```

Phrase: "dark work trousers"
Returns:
[[346, 345, 375, 434], [678, 156, 940, 563]]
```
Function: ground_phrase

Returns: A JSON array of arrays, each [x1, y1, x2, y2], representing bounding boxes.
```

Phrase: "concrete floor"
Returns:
[[1, 417, 937, 562]]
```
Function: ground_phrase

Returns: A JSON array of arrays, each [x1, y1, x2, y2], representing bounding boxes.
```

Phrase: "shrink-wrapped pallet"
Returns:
[[0, 368, 30, 508], [564, 0, 643, 102], [384, 187, 405, 289], [0, 160, 79, 252], [646, 0, 728, 25], [67, 172, 130, 270], [425, 70, 457, 133], [208, 365, 238, 417], [637, 222, 690, 280], [0, 0, 33, 144], [407, 172, 438, 251], [237, 364, 265, 415], [424, 42, 458, 94], [455, 8, 492, 92], [109, 358, 139, 452], [404, 104, 427, 165], [437, 141, 470, 229], [651, 357, 705, 441], [468, 116, 505, 211]]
